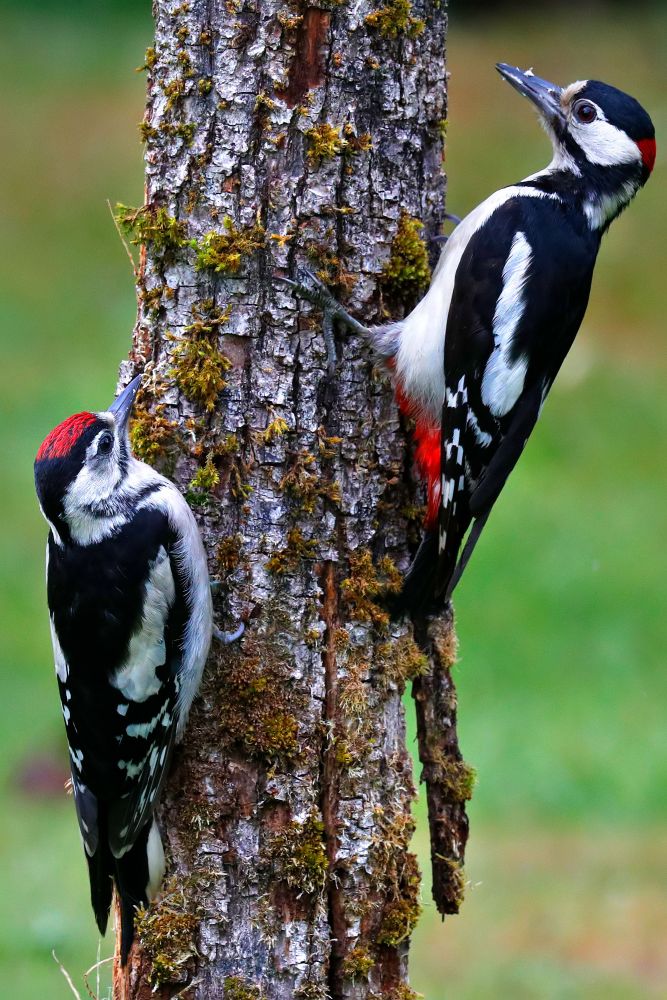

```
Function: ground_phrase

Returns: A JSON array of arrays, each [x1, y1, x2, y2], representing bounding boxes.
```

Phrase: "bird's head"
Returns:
[[497, 63, 655, 228], [35, 374, 143, 543]]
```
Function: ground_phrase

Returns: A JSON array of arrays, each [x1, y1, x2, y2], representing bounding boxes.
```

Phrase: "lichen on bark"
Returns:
[[113, 0, 467, 997]]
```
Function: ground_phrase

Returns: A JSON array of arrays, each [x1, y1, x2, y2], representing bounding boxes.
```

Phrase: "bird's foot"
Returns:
[[278, 266, 370, 370], [213, 622, 245, 645], [432, 212, 462, 246]]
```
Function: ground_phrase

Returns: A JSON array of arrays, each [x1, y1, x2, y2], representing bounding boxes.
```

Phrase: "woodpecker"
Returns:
[[283, 64, 655, 614], [34, 375, 242, 962]]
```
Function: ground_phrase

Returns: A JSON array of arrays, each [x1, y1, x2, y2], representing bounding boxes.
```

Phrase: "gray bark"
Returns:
[[112, 0, 469, 997]]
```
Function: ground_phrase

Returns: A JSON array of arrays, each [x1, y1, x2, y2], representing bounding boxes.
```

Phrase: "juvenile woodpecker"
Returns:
[[284, 64, 655, 614], [34, 375, 241, 962]]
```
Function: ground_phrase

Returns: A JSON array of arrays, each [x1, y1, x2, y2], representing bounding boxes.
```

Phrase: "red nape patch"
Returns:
[[413, 421, 441, 527], [637, 138, 656, 172], [36, 412, 96, 462]]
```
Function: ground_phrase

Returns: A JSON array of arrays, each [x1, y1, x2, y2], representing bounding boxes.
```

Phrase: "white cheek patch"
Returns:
[[572, 116, 642, 168]]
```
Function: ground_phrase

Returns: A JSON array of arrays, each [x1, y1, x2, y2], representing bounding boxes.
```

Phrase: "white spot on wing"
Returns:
[[111, 546, 175, 703], [50, 617, 69, 682], [394, 185, 559, 424], [146, 820, 165, 900], [482, 232, 531, 417]]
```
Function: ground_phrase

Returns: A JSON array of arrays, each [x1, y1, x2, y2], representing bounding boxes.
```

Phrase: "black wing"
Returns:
[[47, 506, 189, 937], [434, 193, 600, 602]]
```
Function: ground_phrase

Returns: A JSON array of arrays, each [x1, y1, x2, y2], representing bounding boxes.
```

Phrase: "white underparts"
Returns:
[[481, 232, 531, 417], [394, 186, 559, 425]]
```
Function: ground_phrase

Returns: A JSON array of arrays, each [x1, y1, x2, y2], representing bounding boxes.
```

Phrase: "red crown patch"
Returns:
[[637, 137, 656, 172], [36, 412, 97, 462]]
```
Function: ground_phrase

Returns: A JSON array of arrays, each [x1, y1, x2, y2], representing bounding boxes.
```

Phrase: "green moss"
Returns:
[[213, 628, 302, 764], [129, 403, 182, 474], [305, 122, 348, 163], [162, 76, 186, 110], [342, 122, 373, 153], [115, 203, 187, 261], [279, 451, 341, 513], [217, 534, 243, 575], [139, 121, 158, 143], [169, 302, 233, 412], [139, 45, 157, 71], [441, 856, 466, 909], [198, 76, 213, 96], [185, 454, 220, 505], [194, 216, 265, 274], [379, 987, 423, 1000], [341, 945, 375, 979], [376, 633, 428, 692], [340, 550, 401, 629], [266, 527, 318, 575], [134, 876, 199, 987], [223, 976, 263, 1000], [376, 850, 421, 947], [159, 120, 196, 144], [365, 0, 425, 39], [265, 813, 328, 897], [255, 416, 289, 446], [294, 984, 329, 1000], [170, 337, 232, 411], [381, 212, 431, 303], [369, 810, 422, 950], [431, 751, 476, 801]]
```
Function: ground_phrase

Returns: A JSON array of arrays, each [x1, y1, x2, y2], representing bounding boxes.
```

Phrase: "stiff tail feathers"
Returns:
[[85, 813, 163, 965], [388, 512, 490, 617], [386, 531, 440, 618]]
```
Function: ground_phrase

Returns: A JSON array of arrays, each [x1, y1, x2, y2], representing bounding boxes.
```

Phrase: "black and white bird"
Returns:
[[284, 64, 655, 614], [34, 375, 241, 962]]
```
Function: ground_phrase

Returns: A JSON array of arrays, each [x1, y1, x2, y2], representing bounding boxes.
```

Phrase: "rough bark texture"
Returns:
[[113, 0, 469, 996]]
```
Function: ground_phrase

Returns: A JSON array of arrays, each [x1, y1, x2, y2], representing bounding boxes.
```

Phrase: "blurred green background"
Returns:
[[0, 2, 665, 997]]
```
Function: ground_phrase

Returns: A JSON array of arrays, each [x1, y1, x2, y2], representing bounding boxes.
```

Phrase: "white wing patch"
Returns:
[[395, 185, 559, 424], [111, 546, 175, 703], [50, 616, 69, 682], [481, 232, 532, 418]]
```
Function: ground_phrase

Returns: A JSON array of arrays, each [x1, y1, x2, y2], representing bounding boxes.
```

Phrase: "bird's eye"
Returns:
[[573, 101, 597, 124], [97, 432, 114, 455]]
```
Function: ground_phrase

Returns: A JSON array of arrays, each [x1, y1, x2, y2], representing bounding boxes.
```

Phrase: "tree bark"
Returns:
[[113, 0, 468, 996]]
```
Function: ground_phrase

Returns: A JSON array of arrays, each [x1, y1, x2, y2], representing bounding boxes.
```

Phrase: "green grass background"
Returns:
[[0, 4, 665, 997]]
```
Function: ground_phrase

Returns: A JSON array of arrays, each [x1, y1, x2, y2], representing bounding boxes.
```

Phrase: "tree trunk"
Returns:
[[113, 0, 468, 996]]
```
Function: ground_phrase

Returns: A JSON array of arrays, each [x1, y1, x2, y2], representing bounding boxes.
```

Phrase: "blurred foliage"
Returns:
[[0, 2, 664, 998]]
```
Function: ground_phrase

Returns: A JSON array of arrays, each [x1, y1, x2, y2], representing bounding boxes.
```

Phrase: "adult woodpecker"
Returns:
[[34, 375, 242, 962], [283, 64, 655, 614]]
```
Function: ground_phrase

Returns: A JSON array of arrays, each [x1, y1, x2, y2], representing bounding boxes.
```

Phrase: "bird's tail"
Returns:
[[387, 530, 441, 619], [85, 815, 164, 965], [114, 819, 165, 964]]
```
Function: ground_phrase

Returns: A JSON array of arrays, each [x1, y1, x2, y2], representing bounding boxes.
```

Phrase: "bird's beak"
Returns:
[[496, 63, 564, 128], [108, 374, 143, 434]]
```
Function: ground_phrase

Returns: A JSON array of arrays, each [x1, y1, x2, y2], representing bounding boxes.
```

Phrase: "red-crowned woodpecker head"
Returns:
[[34, 375, 143, 537], [497, 64, 655, 225]]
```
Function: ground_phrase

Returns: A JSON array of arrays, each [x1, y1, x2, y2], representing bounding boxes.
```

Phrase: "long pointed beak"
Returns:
[[496, 63, 564, 127], [108, 374, 143, 433]]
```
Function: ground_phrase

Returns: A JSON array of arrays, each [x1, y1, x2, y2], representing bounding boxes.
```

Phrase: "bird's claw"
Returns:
[[276, 265, 371, 369], [213, 622, 245, 645]]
